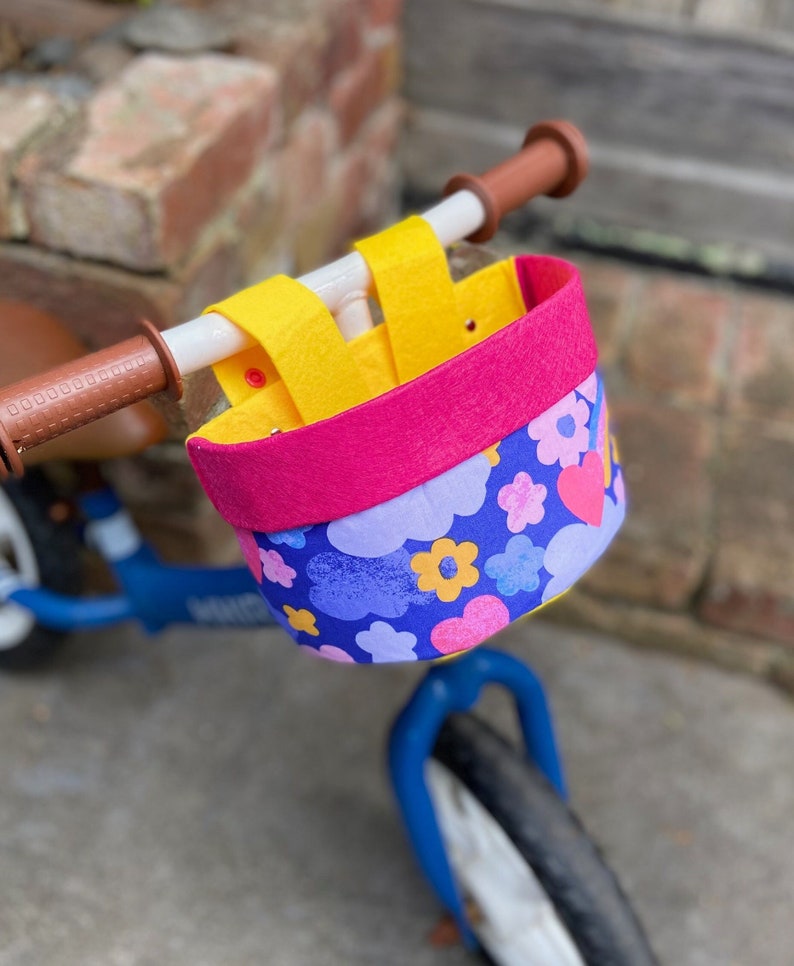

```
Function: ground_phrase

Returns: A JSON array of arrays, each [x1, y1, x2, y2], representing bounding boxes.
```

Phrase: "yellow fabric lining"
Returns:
[[194, 246, 525, 446], [354, 216, 465, 382]]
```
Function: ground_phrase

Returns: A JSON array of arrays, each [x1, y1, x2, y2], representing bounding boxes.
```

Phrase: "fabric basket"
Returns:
[[187, 216, 626, 663]]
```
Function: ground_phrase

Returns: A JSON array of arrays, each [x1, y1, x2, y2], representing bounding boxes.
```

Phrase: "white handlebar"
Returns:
[[162, 189, 487, 376]]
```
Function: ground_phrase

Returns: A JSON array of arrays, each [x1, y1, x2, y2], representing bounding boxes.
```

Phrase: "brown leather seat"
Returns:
[[0, 300, 168, 465]]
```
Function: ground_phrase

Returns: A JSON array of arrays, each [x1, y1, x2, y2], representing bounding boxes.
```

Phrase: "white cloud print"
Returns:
[[355, 621, 419, 663], [541, 495, 625, 603], [327, 454, 491, 558]]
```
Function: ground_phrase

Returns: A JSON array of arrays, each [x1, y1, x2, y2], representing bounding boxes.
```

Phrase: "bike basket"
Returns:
[[187, 216, 625, 663]]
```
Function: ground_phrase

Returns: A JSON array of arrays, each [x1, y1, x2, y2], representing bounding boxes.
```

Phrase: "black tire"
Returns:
[[430, 713, 657, 966], [0, 471, 82, 670]]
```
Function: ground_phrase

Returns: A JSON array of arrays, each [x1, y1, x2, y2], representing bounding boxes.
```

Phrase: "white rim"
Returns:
[[0, 487, 39, 650], [426, 759, 585, 966]]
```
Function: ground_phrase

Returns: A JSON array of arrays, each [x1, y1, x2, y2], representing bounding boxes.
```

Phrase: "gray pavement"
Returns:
[[1, 618, 793, 966]]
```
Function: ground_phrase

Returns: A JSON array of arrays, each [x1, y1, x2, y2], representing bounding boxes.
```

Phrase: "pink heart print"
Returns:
[[557, 450, 605, 526], [430, 595, 511, 655]]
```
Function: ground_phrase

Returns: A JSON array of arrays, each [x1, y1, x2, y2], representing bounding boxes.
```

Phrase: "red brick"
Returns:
[[333, 138, 372, 242], [576, 257, 638, 368], [280, 109, 337, 224], [224, 10, 329, 124], [727, 291, 794, 420], [582, 400, 716, 609], [624, 274, 733, 407], [293, 188, 347, 274], [0, 242, 180, 348], [700, 420, 794, 645], [175, 238, 246, 325], [365, 0, 405, 28], [324, 0, 367, 79], [19, 54, 280, 272], [353, 98, 403, 226], [233, 169, 290, 284], [332, 99, 402, 241], [329, 28, 401, 144], [0, 87, 67, 239]]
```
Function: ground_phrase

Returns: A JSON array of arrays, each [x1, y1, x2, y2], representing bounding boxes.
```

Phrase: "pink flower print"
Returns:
[[497, 472, 547, 532], [528, 393, 590, 468], [259, 548, 297, 588]]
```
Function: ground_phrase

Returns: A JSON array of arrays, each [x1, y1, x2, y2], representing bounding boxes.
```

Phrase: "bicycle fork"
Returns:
[[387, 645, 566, 948]]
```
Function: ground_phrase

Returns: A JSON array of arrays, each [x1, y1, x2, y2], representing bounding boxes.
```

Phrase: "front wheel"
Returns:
[[0, 472, 81, 669], [428, 713, 657, 966]]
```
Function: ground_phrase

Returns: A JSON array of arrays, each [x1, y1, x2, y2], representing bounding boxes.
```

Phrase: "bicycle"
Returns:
[[0, 122, 656, 966]]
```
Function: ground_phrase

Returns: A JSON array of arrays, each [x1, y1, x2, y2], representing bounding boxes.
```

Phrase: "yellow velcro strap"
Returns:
[[355, 215, 465, 383], [207, 275, 370, 425]]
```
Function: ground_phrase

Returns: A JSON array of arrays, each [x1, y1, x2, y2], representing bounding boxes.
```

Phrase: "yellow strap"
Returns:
[[207, 275, 370, 425], [193, 257, 528, 446], [355, 216, 465, 383]]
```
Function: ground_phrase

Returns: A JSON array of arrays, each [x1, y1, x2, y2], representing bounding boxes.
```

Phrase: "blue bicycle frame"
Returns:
[[4, 485, 272, 634]]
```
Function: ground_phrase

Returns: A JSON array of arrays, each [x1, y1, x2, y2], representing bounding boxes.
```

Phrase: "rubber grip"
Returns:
[[443, 119, 588, 242], [0, 321, 181, 479]]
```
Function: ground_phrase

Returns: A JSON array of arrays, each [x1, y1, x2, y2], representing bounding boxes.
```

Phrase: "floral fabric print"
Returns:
[[283, 605, 319, 636], [260, 549, 297, 588], [410, 537, 480, 603], [266, 526, 313, 549], [356, 621, 419, 661], [497, 472, 547, 532], [241, 370, 625, 663], [484, 535, 546, 596], [528, 392, 591, 468]]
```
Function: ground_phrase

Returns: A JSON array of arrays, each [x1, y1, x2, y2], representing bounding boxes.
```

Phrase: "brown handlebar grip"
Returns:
[[0, 320, 182, 479], [443, 119, 588, 243]]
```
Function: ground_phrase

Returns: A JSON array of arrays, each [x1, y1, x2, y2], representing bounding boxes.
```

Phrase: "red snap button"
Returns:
[[245, 368, 266, 388]]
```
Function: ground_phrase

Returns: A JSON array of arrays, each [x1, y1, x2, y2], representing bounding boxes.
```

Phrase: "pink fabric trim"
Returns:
[[188, 256, 597, 532]]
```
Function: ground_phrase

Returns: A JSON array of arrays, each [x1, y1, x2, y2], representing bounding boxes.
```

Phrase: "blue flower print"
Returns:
[[266, 525, 313, 549], [485, 535, 546, 596]]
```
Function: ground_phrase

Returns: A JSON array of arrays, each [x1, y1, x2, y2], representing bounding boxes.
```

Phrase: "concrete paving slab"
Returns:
[[0, 619, 792, 965]]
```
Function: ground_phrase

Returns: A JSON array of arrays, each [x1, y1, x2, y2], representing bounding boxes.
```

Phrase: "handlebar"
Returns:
[[0, 119, 588, 479]]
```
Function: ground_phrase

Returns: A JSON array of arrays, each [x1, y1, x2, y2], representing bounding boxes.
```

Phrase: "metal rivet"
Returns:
[[270, 427, 281, 436], [465, 318, 477, 332], [245, 367, 266, 389]]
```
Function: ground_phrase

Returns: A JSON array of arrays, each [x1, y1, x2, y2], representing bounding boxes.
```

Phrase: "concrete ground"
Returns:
[[1, 618, 793, 966]]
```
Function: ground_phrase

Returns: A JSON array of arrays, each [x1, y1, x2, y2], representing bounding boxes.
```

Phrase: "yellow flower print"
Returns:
[[411, 537, 479, 603], [284, 605, 320, 636], [483, 442, 501, 466]]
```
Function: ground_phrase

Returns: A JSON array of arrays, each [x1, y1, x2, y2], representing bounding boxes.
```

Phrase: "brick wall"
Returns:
[[534, 253, 794, 686], [0, 0, 403, 560], [1, 0, 402, 346], [403, 0, 794, 682], [3, 0, 792, 683]]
